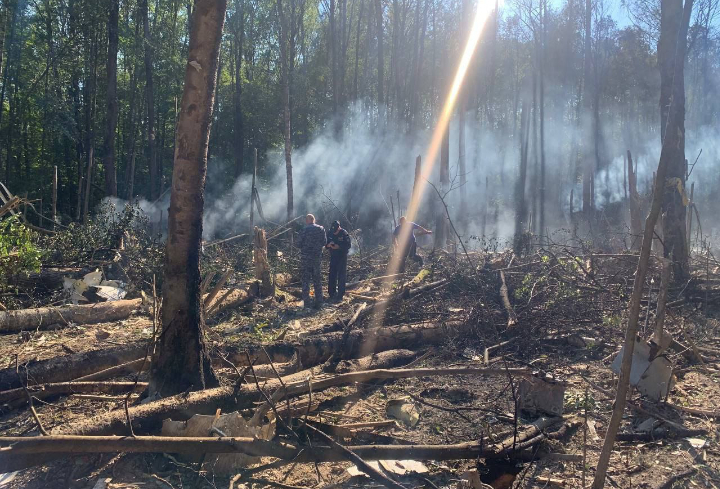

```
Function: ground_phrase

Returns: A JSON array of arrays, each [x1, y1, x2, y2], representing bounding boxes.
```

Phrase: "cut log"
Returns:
[[0, 298, 144, 334]]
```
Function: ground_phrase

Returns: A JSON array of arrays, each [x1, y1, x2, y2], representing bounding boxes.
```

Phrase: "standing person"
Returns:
[[297, 214, 327, 309], [326, 220, 351, 302], [393, 216, 432, 272]]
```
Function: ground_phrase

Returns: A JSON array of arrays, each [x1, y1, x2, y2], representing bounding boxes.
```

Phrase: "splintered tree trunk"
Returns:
[[151, 0, 227, 396], [102, 0, 119, 197], [658, 0, 691, 282], [253, 227, 274, 297]]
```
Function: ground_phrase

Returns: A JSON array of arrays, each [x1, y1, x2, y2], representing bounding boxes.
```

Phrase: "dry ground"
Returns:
[[0, 247, 719, 489]]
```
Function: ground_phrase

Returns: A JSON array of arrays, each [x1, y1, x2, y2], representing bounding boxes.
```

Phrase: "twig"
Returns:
[[656, 467, 697, 489], [15, 356, 48, 436], [245, 352, 299, 441], [426, 180, 473, 267], [303, 424, 406, 489], [262, 346, 293, 428]]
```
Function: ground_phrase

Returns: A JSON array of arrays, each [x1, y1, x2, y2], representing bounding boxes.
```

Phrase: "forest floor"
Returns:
[[1, 238, 719, 489]]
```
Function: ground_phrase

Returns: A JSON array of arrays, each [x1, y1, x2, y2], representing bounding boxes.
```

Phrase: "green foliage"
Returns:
[[0, 216, 43, 285]]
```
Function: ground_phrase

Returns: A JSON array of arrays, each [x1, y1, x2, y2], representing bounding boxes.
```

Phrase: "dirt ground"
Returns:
[[1, 247, 719, 489]]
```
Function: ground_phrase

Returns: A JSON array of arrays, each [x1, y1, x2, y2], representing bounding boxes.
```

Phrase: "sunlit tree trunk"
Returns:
[[277, 0, 293, 222], [151, 0, 227, 396]]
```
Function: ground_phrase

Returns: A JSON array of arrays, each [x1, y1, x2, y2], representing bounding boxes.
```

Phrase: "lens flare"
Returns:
[[362, 0, 501, 341]]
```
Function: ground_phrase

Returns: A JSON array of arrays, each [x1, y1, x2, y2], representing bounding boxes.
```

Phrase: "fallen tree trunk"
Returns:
[[0, 413, 557, 473], [53, 365, 532, 440], [0, 341, 148, 390], [0, 298, 144, 334], [0, 429, 552, 472], [0, 381, 147, 406], [1, 318, 469, 390], [226, 319, 471, 368]]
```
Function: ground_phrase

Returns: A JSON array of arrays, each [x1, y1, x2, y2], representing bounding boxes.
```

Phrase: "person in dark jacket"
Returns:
[[326, 220, 351, 301], [297, 214, 327, 309], [393, 216, 431, 272]]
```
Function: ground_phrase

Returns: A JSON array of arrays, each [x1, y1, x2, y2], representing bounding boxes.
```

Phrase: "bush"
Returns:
[[0, 216, 43, 286]]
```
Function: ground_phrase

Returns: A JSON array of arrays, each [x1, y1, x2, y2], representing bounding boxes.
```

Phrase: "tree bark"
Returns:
[[151, 0, 227, 396], [102, 0, 119, 197]]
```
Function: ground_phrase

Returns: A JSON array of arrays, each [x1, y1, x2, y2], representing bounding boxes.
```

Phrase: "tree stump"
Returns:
[[253, 227, 274, 297]]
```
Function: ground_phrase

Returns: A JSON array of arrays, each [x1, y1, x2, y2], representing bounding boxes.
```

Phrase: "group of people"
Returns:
[[296, 214, 352, 309], [296, 214, 432, 310]]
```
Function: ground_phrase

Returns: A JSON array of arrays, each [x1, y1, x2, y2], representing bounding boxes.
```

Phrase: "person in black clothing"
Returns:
[[326, 220, 351, 301]]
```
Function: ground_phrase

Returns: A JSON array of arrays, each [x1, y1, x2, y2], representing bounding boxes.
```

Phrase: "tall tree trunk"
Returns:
[[352, 0, 363, 100], [538, 0, 546, 242], [581, 0, 593, 214], [277, 0, 293, 222], [658, 0, 691, 282], [233, 0, 245, 179], [142, 0, 158, 200], [375, 0, 384, 113], [433, 125, 449, 249], [83, 32, 99, 222], [514, 101, 530, 254], [329, 0, 338, 118], [102, 0, 119, 197], [151, 0, 227, 396]]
